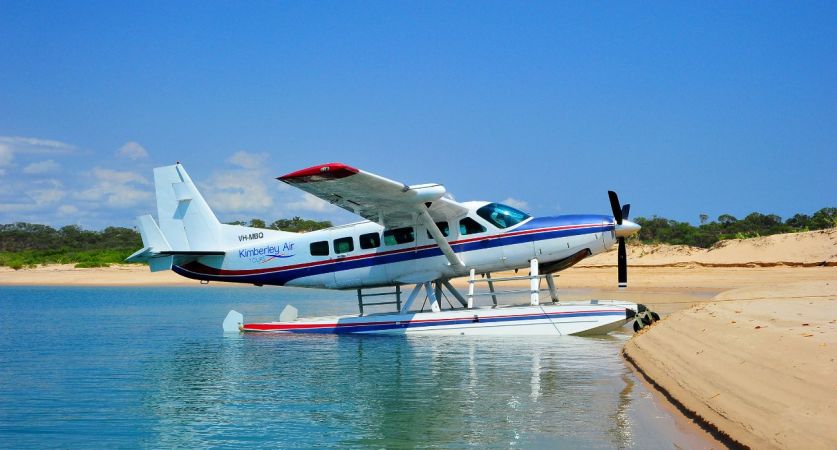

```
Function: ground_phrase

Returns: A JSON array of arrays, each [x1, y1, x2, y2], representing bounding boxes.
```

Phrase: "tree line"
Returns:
[[225, 217, 333, 233], [0, 218, 332, 269], [634, 207, 836, 248], [0, 208, 833, 268]]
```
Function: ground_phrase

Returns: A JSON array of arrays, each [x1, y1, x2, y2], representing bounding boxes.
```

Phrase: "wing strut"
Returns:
[[418, 206, 464, 269]]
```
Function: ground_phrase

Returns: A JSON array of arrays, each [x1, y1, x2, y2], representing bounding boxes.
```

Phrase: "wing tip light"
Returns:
[[278, 162, 359, 183]]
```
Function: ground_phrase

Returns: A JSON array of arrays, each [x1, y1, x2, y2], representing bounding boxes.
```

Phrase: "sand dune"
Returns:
[[580, 228, 837, 267]]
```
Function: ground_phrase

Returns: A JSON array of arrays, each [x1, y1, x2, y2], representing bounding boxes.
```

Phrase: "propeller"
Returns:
[[608, 191, 639, 288]]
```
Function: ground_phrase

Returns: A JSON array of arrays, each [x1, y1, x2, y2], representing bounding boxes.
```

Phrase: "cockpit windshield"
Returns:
[[476, 203, 531, 229]]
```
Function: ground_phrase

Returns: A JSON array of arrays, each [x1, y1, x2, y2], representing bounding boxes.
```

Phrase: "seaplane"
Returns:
[[128, 162, 658, 335]]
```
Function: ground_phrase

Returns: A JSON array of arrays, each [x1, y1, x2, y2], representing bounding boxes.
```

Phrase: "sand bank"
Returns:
[[0, 264, 195, 286], [624, 280, 837, 449], [581, 228, 837, 268]]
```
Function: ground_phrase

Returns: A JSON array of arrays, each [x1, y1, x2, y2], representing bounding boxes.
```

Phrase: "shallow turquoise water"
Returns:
[[0, 285, 702, 448]]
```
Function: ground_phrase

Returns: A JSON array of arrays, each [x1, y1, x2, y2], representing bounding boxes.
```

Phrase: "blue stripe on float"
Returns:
[[249, 310, 626, 334]]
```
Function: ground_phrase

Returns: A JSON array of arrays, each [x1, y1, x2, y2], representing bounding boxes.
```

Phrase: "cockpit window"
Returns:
[[476, 203, 531, 229]]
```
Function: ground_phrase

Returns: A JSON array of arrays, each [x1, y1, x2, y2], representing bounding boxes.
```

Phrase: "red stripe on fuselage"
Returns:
[[185, 222, 606, 277]]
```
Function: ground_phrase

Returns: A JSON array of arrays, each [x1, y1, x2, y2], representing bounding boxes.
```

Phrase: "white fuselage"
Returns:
[[173, 203, 617, 289]]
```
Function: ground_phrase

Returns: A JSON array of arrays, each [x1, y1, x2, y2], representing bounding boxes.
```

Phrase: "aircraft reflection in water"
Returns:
[[146, 334, 647, 448]]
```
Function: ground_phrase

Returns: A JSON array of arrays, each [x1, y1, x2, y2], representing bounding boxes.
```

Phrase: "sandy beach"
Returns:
[[611, 229, 837, 449], [2, 229, 836, 448], [624, 281, 837, 449]]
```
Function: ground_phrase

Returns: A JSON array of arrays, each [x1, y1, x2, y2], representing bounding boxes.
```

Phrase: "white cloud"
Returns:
[[23, 159, 60, 174], [74, 168, 152, 208], [501, 197, 530, 211], [58, 204, 79, 215], [0, 179, 65, 213], [0, 136, 75, 177], [117, 141, 149, 160], [203, 169, 274, 213], [0, 136, 75, 151], [0, 137, 157, 227], [30, 180, 66, 204], [228, 150, 268, 170], [198, 151, 280, 215], [286, 192, 332, 213], [0, 144, 12, 175], [92, 168, 150, 185]]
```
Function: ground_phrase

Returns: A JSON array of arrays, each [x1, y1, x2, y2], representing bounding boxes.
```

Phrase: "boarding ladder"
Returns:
[[356, 286, 402, 316]]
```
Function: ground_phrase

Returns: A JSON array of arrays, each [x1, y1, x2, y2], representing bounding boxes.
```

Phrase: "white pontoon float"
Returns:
[[224, 260, 656, 336]]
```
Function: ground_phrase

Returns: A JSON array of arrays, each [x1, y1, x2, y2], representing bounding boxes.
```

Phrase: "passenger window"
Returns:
[[359, 232, 381, 249], [333, 237, 354, 254], [310, 241, 329, 256], [383, 227, 415, 245], [459, 217, 486, 235], [425, 221, 450, 239]]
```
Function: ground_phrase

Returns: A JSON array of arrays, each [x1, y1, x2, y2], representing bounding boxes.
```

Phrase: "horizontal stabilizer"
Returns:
[[149, 256, 173, 272], [126, 247, 154, 262]]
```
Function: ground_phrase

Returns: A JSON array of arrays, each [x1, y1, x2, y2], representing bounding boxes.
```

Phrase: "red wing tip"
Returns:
[[278, 163, 359, 182]]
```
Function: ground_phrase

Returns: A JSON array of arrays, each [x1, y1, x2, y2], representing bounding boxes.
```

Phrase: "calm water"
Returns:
[[0, 286, 704, 448]]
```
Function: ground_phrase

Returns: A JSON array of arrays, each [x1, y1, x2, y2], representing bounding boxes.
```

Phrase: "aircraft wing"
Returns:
[[278, 163, 468, 228]]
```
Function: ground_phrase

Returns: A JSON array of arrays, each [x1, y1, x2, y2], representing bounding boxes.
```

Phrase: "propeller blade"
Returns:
[[608, 191, 623, 225], [621, 204, 631, 221], [617, 237, 627, 288]]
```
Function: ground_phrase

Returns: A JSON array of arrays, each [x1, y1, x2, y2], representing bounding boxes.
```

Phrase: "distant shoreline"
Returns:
[[1, 228, 833, 287], [0, 263, 833, 289]]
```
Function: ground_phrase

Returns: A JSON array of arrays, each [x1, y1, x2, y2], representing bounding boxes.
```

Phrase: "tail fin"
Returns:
[[127, 163, 225, 270], [153, 163, 223, 251], [127, 163, 297, 271]]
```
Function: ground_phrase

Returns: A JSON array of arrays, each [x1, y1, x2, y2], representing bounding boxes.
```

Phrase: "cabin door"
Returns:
[[331, 230, 364, 289]]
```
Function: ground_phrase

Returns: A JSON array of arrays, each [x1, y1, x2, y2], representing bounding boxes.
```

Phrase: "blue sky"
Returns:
[[1, 1, 835, 229]]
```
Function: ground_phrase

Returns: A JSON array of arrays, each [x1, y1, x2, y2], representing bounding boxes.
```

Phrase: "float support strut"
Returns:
[[545, 274, 559, 303], [442, 280, 468, 308], [530, 259, 540, 306], [399, 283, 424, 314], [424, 281, 441, 313], [486, 272, 498, 306]]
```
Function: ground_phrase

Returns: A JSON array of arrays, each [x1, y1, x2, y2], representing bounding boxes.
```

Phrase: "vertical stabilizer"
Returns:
[[154, 164, 223, 251]]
